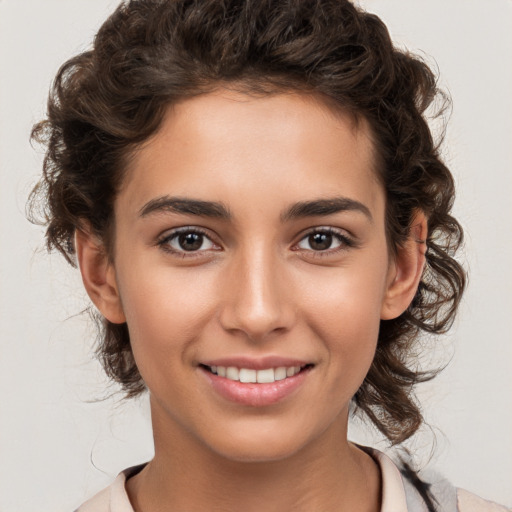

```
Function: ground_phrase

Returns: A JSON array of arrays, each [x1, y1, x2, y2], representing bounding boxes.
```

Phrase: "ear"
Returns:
[[381, 211, 428, 320], [75, 225, 126, 324]]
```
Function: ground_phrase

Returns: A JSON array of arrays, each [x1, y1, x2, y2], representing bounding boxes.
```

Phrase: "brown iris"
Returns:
[[308, 232, 333, 251], [178, 232, 204, 251]]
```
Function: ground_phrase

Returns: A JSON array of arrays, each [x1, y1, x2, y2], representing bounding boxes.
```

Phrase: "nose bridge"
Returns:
[[220, 239, 293, 340]]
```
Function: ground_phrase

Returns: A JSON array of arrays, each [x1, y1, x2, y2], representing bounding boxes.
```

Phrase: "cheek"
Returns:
[[298, 259, 388, 377], [115, 261, 219, 374]]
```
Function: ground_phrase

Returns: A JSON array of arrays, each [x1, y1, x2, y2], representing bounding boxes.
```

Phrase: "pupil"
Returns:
[[310, 233, 332, 251], [179, 232, 202, 251]]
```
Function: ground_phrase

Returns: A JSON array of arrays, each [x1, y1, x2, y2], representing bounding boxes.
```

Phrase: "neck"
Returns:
[[126, 402, 381, 512]]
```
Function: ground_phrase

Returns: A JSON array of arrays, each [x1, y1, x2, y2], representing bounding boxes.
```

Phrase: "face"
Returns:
[[81, 90, 418, 463]]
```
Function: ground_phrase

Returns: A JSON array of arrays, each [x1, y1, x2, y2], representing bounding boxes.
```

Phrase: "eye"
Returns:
[[157, 228, 218, 255], [295, 228, 354, 253]]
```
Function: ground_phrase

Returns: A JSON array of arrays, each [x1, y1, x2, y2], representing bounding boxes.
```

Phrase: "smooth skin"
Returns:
[[76, 90, 427, 512]]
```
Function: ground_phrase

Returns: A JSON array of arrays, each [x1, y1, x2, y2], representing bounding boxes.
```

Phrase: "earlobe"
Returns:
[[381, 211, 428, 320], [75, 226, 126, 324]]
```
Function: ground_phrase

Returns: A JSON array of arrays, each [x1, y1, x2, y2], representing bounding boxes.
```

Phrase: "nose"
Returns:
[[218, 244, 295, 342]]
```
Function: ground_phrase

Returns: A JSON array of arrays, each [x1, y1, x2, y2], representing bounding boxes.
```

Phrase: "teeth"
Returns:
[[226, 367, 239, 380], [239, 369, 257, 383], [209, 365, 304, 383], [274, 367, 287, 381], [256, 368, 275, 383]]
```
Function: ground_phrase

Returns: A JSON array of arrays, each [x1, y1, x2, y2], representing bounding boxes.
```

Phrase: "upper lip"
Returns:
[[200, 356, 313, 370]]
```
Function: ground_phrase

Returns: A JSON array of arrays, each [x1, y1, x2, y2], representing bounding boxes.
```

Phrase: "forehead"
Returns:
[[120, 90, 383, 220]]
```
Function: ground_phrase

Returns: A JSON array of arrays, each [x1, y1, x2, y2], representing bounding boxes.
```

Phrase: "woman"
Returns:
[[29, 0, 508, 510]]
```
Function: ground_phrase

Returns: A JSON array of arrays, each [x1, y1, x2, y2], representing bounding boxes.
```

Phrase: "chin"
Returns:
[[212, 439, 305, 464], [200, 420, 324, 464]]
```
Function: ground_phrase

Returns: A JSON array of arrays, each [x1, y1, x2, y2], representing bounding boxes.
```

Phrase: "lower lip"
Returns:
[[201, 367, 311, 407]]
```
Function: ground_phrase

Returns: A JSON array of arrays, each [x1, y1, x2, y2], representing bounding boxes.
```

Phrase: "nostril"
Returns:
[[219, 307, 293, 341]]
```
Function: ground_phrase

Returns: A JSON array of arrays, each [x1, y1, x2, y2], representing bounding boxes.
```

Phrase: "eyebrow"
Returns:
[[139, 195, 372, 223], [139, 196, 231, 219], [281, 197, 373, 223]]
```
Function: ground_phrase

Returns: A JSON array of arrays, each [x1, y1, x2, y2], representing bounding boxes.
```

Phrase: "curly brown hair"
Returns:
[[30, 0, 465, 444]]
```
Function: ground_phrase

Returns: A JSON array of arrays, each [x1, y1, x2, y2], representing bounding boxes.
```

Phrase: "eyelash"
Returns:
[[156, 226, 356, 258], [156, 227, 220, 257], [293, 227, 356, 257]]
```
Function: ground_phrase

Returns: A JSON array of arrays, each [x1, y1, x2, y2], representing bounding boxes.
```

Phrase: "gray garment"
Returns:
[[401, 467, 458, 512]]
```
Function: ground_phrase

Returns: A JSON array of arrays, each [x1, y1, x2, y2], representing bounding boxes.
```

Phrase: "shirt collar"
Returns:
[[108, 448, 409, 512]]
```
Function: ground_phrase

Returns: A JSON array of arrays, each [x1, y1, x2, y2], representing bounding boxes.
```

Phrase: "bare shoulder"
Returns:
[[457, 488, 510, 512]]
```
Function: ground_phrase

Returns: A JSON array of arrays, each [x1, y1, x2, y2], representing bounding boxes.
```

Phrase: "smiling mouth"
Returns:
[[200, 364, 313, 384]]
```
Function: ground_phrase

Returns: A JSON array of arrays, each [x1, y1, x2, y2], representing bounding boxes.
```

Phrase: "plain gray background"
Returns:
[[0, 1, 511, 510]]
